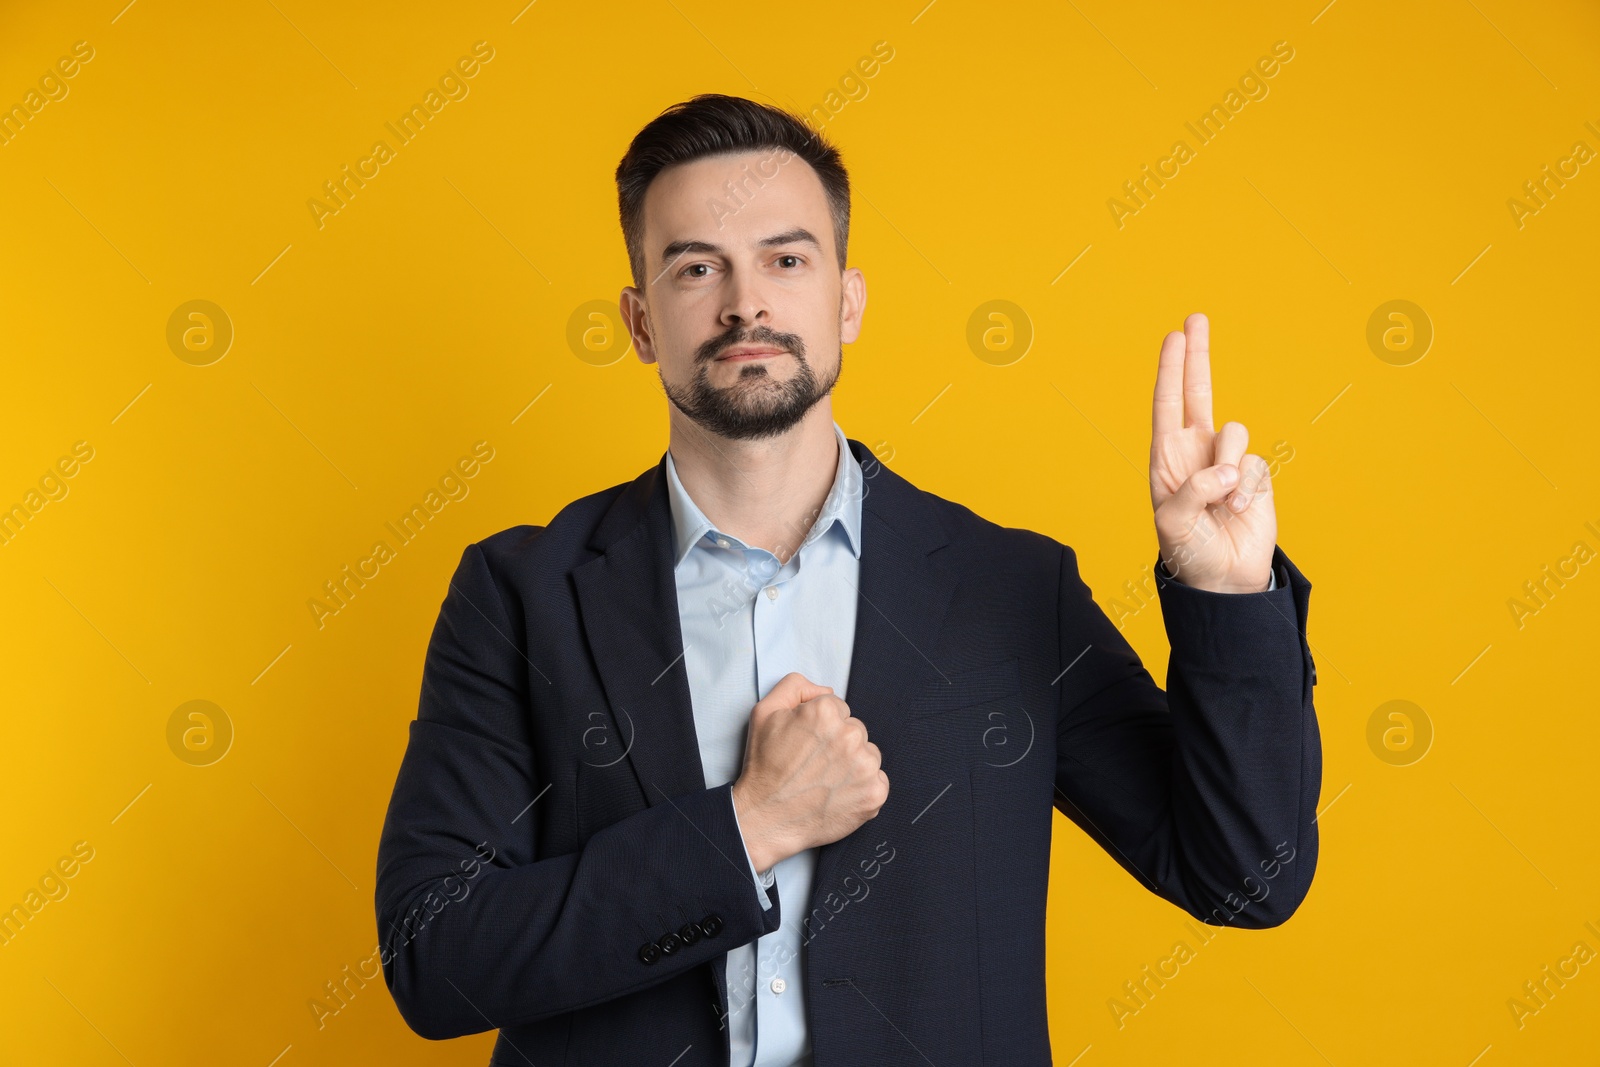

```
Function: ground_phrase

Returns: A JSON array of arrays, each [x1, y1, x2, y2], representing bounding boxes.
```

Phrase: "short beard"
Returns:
[[661, 323, 841, 442]]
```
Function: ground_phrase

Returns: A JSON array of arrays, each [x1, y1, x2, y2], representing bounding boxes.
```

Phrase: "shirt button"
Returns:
[[764, 586, 779, 600], [716, 537, 730, 549], [770, 977, 787, 994]]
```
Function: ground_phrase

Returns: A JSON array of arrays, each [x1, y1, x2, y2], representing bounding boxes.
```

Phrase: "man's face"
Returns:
[[620, 149, 866, 442]]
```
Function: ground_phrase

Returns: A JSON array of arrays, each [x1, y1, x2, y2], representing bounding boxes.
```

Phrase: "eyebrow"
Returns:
[[659, 227, 822, 265]]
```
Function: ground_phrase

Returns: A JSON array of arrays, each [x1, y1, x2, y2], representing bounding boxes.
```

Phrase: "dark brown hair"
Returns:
[[615, 93, 850, 289]]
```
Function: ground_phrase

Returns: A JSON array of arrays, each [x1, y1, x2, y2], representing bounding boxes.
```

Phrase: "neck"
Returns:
[[667, 403, 839, 565]]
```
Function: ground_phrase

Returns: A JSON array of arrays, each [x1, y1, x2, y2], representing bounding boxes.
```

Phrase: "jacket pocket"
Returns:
[[904, 656, 1022, 718]]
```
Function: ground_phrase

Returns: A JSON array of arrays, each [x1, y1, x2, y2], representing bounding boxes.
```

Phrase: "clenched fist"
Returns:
[[730, 672, 889, 873]]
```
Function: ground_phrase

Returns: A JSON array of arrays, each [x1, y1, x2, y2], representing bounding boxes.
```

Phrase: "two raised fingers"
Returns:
[[1153, 312, 1213, 435]]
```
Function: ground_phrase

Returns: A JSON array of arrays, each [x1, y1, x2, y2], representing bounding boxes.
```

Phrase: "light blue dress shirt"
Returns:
[[663, 421, 1275, 1066], [664, 419, 864, 1067]]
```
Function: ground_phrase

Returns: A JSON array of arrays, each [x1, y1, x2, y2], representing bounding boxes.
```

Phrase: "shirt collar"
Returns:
[[664, 420, 864, 570]]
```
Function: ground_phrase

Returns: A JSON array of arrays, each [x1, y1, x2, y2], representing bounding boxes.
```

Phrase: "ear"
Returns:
[[620, 285, 656, 364], [838, 267, 867, 345]]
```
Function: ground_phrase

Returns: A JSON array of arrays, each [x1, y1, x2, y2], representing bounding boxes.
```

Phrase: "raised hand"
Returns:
[[1149, 313, 1276, 593]]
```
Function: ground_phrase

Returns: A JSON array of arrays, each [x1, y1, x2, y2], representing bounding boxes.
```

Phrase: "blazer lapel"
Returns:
[[804, 440, 959, 921], [572, 453, 709, 809]]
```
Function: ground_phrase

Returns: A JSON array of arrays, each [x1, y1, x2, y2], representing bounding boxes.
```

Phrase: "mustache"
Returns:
[[697, 325, 807, 363]]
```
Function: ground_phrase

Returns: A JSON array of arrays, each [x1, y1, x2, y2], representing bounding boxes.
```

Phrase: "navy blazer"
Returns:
[[375, 436, 1321, 1066]]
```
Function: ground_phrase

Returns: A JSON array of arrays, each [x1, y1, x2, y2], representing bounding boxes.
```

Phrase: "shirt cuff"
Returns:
[[729, 789, 776, 910]]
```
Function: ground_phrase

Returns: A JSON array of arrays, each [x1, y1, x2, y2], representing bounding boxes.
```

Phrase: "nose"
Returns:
[[718, 268, 769, 329]]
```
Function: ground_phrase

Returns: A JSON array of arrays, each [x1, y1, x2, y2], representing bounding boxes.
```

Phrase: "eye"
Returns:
[[776, 254, 802, 268], [680, 263, 712, 279]]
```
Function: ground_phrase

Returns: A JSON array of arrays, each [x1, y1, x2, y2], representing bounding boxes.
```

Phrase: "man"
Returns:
[[375, 93, 1320, 1066]]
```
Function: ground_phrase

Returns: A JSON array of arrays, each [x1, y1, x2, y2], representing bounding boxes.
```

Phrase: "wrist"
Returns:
[[1158, 555, 1272, 594], [731, 780, 783, 873]]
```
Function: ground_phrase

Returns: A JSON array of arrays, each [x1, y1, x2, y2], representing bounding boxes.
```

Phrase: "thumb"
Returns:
[[758, 671, 833, 714]]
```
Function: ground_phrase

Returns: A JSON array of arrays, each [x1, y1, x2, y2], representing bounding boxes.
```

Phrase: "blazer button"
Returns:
[[659, 932, 684, 956], [638, 941, 662, 965], [699, 913, 724, 938], [679, 921, 703, 945]]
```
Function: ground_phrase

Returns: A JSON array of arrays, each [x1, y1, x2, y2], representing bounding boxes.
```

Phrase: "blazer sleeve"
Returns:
[[1051, 542, 1320, 929], [375, 541, 783, 1040]]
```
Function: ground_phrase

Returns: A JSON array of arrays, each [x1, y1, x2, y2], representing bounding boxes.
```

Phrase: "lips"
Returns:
[[717, 347, 786, 361]]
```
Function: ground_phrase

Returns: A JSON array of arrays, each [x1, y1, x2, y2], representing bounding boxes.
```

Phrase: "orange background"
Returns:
[[2, 0, 1597, 1063]]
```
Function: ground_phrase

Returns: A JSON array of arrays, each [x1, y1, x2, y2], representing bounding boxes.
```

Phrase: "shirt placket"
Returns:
[[745, 542, 811, 1065]]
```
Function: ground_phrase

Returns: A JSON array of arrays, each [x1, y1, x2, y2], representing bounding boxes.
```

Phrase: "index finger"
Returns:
[[1153, 328, 1187, 436], [759, 672, 834, 712], [1183, 312, 1213, 432]]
